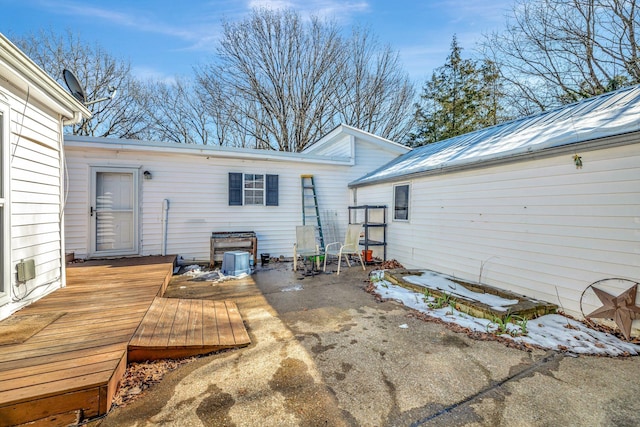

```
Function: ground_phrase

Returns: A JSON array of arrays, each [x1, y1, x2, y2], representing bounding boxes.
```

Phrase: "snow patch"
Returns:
[[373, 275, 640, 357], [403, 270, 518, 310]]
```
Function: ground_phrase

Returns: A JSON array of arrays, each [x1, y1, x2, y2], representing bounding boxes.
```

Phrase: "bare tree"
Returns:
[[197, 9, 344, 152], [143, 78, 214, 144], [333, 27, 415, 141], [483, 0, 640, 114], [197, 8, 416, 151], [13, 29, 149, 138], [197, 74, 266, 148]]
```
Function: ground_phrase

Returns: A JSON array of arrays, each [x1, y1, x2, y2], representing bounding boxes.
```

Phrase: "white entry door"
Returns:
[[90, 167, 139, 257]]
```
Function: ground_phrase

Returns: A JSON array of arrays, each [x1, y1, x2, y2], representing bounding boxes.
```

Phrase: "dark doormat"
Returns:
[[0, 312, 65, 345]]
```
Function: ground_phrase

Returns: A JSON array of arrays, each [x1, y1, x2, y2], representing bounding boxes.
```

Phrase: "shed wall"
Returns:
[[355, 143, 640, 318]]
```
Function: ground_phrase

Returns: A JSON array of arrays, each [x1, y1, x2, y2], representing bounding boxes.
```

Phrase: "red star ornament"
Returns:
[[586, 284, 640, 341]]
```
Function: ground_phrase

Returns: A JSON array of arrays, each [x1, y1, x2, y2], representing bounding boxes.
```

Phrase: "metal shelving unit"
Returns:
[[348, 205, 387, 263]]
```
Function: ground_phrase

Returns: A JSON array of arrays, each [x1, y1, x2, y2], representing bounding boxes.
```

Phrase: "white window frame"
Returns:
[[243, 173, 265, 206], [393, 183, 410, 222], [0, 101, 11, 305]]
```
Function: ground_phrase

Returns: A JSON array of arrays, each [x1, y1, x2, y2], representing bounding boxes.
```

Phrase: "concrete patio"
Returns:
[[97, 261, 640, 426]]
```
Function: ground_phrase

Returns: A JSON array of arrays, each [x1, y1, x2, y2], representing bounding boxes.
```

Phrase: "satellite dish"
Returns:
[[62, 69, 117, 106], [63, 69, 87, 103]]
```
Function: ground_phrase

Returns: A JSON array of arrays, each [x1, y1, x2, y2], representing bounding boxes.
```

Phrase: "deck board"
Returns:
[[168, 299, 191, 347], [186, 300, 204, 347]]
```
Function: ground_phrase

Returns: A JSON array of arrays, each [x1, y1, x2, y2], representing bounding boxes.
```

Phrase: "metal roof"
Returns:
[[350, 84, 640, 187]]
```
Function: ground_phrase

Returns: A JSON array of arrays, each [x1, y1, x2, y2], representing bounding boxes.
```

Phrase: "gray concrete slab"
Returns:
[[98, 262, 640, 426]]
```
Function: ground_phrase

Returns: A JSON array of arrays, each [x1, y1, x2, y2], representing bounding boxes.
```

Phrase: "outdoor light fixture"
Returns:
[[143, 170, 152, 180]]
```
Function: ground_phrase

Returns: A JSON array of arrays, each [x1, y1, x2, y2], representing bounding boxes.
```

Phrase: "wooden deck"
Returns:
[[0, 256, 250, 426]]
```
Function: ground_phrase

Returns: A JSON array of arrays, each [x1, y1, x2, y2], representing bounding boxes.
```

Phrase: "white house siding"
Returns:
[[64, 136, 403, 263], [0, 33, 89, 320], [306, 134, 353, 157], [355, 142, 640, 319], [0, 82, 64, 318]]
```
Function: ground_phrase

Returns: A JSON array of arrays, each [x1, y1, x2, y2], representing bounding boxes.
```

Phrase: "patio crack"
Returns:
[[409, 351, 565, 426]]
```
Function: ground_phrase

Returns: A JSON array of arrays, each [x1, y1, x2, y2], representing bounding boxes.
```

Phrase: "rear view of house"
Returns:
[[0, 34, 90, 319]]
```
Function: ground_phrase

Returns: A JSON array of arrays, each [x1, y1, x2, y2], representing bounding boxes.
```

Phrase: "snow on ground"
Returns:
[[182, 264, 248, 281], [371, 271, 640, 357], [403, 270, 519, 311]]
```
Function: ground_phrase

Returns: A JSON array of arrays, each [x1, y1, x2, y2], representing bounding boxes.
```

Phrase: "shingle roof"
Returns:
[[350, 85, 640, 187]]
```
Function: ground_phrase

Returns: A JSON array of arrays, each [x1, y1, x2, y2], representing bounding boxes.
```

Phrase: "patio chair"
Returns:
[[323, 223, 365, 275], [293, 225, 321, 271]]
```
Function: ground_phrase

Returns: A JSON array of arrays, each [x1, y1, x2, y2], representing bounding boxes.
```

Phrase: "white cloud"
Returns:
[[132, 66, 178, 84], [40, 0, 221, 52], [246, 0, 370, 20], [428, 0, 512, 26]]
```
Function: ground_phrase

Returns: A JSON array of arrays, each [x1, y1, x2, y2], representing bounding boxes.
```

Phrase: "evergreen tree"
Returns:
[[409, 36, 504, 146]]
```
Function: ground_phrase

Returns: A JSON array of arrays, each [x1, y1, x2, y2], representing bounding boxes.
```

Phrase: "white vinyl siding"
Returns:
[[64, 136, 403, 262], [356, 143, 640, 319], [0, 105, 8, 305], [0, 83, 66, 318], [307, 134, 354, 157], [10, 105, 63, 286], [0, 34, 89, 320]]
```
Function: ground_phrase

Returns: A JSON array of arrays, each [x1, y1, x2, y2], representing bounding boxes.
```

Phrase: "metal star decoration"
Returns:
[[586, 284, 640, 340]]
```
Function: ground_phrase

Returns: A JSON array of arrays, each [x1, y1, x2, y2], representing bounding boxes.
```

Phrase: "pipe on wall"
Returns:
[[162, 199, 170, 256]]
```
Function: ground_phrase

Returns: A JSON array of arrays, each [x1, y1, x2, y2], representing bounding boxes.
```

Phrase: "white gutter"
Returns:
[[64, 136, 355, 166]]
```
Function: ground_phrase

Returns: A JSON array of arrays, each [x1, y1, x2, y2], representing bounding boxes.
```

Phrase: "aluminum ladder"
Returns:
[[300, 175, 325, 249]]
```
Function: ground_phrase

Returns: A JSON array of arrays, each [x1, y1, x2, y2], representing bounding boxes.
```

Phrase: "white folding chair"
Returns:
[[323, 223, 365, 275], [293, 225, 320, 271]]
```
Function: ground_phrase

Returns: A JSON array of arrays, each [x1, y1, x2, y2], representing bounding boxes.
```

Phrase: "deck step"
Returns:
[[128, 297, 250, 362], [0, 348, 126, 426]]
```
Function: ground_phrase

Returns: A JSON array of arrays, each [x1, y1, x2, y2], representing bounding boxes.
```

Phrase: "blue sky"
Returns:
[[0, 0, 514, 84]]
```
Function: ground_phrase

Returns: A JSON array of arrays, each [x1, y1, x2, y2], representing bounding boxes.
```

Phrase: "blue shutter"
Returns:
[[266, 174, 279, 206], [229, 173, 243, 206]]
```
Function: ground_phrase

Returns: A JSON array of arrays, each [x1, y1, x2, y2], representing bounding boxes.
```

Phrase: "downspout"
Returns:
[[162, 199, 170, 256], [59, 117, 69, 289], [62, 111, 82, 127], [60, 110, 84, 281]]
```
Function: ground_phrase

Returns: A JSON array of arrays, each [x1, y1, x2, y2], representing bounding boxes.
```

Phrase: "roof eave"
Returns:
[[349, 130, 639, 188], [64, 135, 354, 165]]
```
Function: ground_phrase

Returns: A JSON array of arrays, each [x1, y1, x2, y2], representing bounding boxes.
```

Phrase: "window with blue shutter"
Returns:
[[229, 172, 243, 205], [266, 174, 278, 206], [229, 173, 279, 206]]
